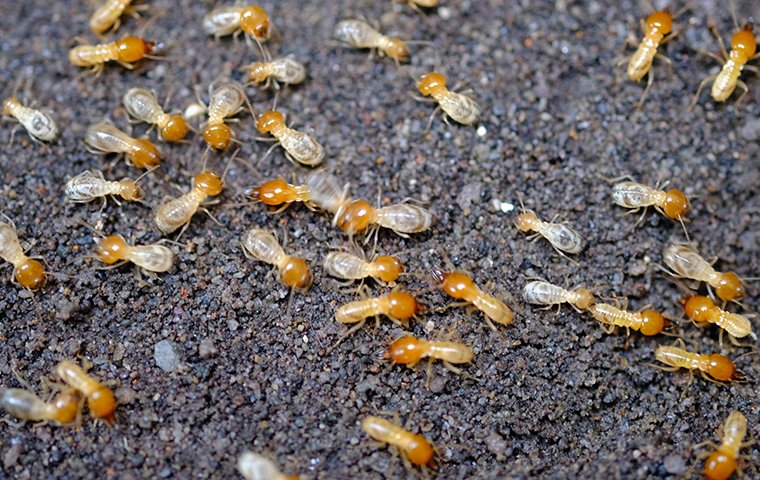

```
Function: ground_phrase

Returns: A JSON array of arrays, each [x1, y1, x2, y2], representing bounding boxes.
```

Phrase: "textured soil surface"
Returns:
[[1, 0, 759, 478]]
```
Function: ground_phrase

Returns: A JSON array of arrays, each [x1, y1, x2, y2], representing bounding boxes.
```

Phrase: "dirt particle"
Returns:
[[154, 340, 182, 372]]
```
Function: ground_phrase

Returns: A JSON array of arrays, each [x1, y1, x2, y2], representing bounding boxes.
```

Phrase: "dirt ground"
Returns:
[[1, 0, 759, 478]]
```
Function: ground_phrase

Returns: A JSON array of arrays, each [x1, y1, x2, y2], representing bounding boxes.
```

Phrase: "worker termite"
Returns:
[[654, 339, 743, 395], [334, 19, 409, 62], [2, 96, 59, 144], [244, 57, 307, 90], [202, 82, 249, 150], [55, 360, 116, 423], [618, 9, 681, 108], [203, 5, 272, 42], [85, 122, 162, 169], [65, 169, 147, 206], [123, 88, 189, 142], [431, 268, 513, 330], [515, 204, 585, 257], [335, 199, 433, 237], [683, 295, 756, 345], [256, 110, 325, 167], [89, 0, 146, 35], [416, 72, 480, 126], [323, 251, 404, 285], [700, 411, 751, 480], [69, 35, 159, 75], [1, 388, 81, 425], [522, 280, 595, 312], [690, 21, 759, 109], [382, 335, 473, 377], [0, 219, 46, 290], [241, 228, 312, 291], [154, 170, 225, 235], [662, 243, 745, 303], [94, 234, 175, 274], [362, 415, 437, 470], [335, 290, 422, 338], [237, 452, 299, 480], [610, 179, 690, 235], [586, 301, 668, 336]]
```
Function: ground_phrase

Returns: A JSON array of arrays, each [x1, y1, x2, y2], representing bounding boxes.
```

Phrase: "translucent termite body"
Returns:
[[417, 72, 480, 125], [244, 57, 307, 89], [703, 411, 749, 480], [587, 303, 667, 336], [85, 122, 162, 169], [515, 208, 585, 255], [0, 221, 46, 290], [256, 111, 324, 167], [203, 5, 271, 41], [123, 88, 189, 142], [336, 199, 433, 236], [95, 234, 174, 273], [305, 170, 348, 215], [522, 280, 595, 311], [203, 82, 246, 150], [154, 171, 223, 235], [335, 291, 421, 327], [89, 0, 140, 34], [655, 342, 741, 383], [683, 295, 756, 342], [237, 452, 299, 480], [55, 360, 116, 422], [323, 251, 403, 284], [241, 228, 312, 290], [611, 181, 689, 220], [69, 36, 157, 74], [431, 269, 513, 330], [362, 416, 436, 469], [2, 96, 59, 142], [662, 244, 745, 302], [383, 336, 473, 369], [246, 179, 314, 210], [1, 388, 81, 424], [65, 170, 143, 203], [334, 20, 409, 61]]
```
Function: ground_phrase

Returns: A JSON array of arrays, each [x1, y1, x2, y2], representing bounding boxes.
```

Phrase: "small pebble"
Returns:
[[154, 340, 181, 372]]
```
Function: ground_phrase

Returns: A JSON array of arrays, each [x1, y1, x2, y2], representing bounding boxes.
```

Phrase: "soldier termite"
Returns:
[[0, 218, 46, 290], [237, 452, 299, 480], [683, 295, 756, 345], [55, 360, 116, 423], [431, 268, 513, 330], [522, 280, 595, 312], [85, 122, 162, 169], [1, 388, 81, 425], [662, 243, 745, 303], [122, 88, 189, 142], [2, 96, 59, 144], [256, 110, 325, 167], [241, 228, 312, 291]]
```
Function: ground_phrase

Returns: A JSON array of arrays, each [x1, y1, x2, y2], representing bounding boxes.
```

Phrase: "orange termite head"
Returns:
[[96, 234, 130, 264], [372, 255, 404, 283], [431, 269, 476, 300], [384, 37, 409, 61], [118, 178, 143, 201], [704, 450, 737, 480], [716, 272, 744, 302], [574, 288, 595, 310], [732, 26, 757, 60], [161, 115, 189, 142], [662, 189, 689, 219], [280, 257, 312, 290], [639, 310, 666, 336], [203, 123, 232, 150], [130, 138, 162, 168], [51, 389, 82, 424], [337, 199, 375, 234], [240, 6, 270, 40], [256, 110, 284, 134], [15, 258, 46, 290], [417, 72, 447, 96], [514, 211, 538, 232], [705, 354, 740, 382], [247, 179, 291, 205], [405, 434, 436, 468], [645, 10, 673, 35], [116, 36, 156, 63], [683, 295, 715, 322], [193, 171, 224, 196], [385, 336, 425, 364], [387, 291, 421, 321], [88, 385, 117, 423]]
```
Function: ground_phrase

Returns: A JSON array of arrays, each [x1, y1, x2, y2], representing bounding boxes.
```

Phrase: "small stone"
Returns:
[[154, 340, 181, 372], [55, 300, 80, 321], [457, 182, 483, 211], [198, 338, 218, 359], [3, 442, 22, 469], [663, 454, 686, 475], [485, 431, 507, 461]]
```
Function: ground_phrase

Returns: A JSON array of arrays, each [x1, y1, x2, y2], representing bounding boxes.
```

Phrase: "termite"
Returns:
[[245, 178, 314, 212], [241, 228, 312, 290], [334, 19, 409, 62], [256, 110, 325, 167], [701, 411, 751, 480], [691, 22, 759, 108], [85, 122, 162, 169], [431, 268, 513, 330], [362, 415, 436, 470], [417, 72, 480, 126], [662, 243, 745, 303], [335, 199, 433, 237], [587, 301, 668, 336], [515, 205, 585, 256], [654, 339, 742, 392], [0, 220, 46, 290], [335, 290, 421, 335], [123, 88, 189, 142], [89, 0, 145, 34], [382, 335, 473, 376], [237, 452, 299, 480], [203, 5, 271, 42], [522, 280, 595, 312], [242, 42, 306, 90], [65, 169, 145, 205], [683, 295, 756, 344], [154, 170, 224, 235], [2, 96, 59, 143], [55, 360, 116, 423], [95, 234, 174, 274], [323, 251, 403, 285], [304, 170, 349, 216], [69, 35, 158, 75], [611, 180, 689, 229], [395, 0, 439, 15], [1, 388, 81, 425], [618, 9, 678, 108], [203, 82, 248, 150]]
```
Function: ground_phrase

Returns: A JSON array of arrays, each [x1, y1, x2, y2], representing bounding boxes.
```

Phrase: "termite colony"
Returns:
[[0, 0, 758, 479]]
